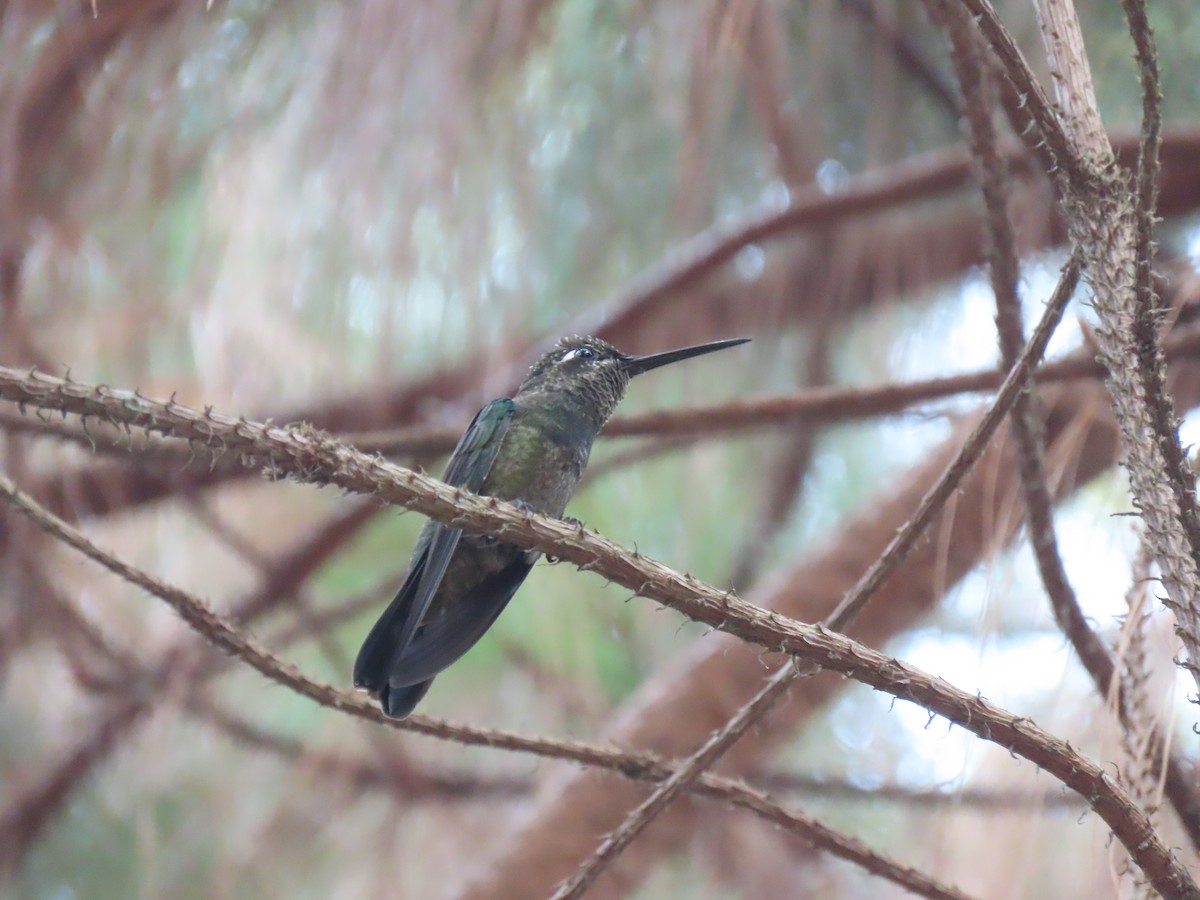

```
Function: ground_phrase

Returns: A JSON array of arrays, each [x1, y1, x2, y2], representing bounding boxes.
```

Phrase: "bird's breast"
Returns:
[[480, 413, 592, 517]]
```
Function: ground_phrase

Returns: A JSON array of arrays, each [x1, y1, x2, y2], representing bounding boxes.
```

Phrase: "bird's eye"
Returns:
[[563, 347, 596, 362]]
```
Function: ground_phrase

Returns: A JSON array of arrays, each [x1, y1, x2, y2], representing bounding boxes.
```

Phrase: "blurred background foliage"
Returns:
[[2, 0, 1200, 897]]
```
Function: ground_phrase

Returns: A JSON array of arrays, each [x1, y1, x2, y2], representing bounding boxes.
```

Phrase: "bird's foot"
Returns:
[[546, 516, 584, 564], [468, 499, 538, 547], [494, 500, 536, 549]]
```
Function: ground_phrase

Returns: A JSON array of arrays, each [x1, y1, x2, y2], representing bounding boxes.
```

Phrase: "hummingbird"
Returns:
[[353, 334, 749, 718]]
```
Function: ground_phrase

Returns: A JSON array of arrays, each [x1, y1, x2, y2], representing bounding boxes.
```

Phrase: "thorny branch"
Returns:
[[935, 0, 1200, 852], [1026, 0, 1200, 699], [14, 269, 1194, 891], [4, 471, 1194, 895], [0, 474, 973, 900], [1119, 0, 1200, 583], [553, 245, 1085, 892], [951, 0, 1085, 188], [195, 701, 1088, 810], [947, 0, 1200, 703], [1114, 547, 1166, 890]]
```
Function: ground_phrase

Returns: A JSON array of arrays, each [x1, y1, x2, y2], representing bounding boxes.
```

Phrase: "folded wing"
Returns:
[[353, 398, 516, 694]]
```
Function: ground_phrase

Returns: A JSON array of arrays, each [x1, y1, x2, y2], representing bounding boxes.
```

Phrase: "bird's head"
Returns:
[[516, 334, 749, 426]]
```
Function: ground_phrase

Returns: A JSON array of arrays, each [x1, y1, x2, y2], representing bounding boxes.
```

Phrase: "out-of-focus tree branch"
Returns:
[[0, 497, 380, 875]]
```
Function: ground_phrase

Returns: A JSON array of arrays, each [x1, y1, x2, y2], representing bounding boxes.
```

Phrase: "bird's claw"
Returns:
[[546, 515, 584, 563], [473, 499, 536, 547]]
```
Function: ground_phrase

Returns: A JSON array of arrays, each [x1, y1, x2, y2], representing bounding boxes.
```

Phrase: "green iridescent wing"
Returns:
[[352, 398, 515, 693]]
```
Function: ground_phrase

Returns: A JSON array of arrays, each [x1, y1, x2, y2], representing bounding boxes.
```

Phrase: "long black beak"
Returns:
[[620, 337, 750, 378]]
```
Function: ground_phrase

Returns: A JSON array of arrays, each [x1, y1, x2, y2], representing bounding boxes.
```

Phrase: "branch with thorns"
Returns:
[[552, 251, 1083, 894], [934, 0, 1200, 853], [0, 473, 970, 900], [0, 474, 1177, 898], [2, 297, 1197, 896], [953, 0, 1200, 700]]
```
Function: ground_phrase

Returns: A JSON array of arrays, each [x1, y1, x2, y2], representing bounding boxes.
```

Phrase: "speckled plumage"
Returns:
[[353, 334, 748, 718]]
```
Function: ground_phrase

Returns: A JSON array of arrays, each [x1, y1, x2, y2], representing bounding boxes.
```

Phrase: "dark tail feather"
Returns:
[[353, 574, 420, 692], [382, 679, 433, 718], [354, 560, 434, 717], [353, 617, 391, 694], [355, 603, 434, 717], [353, 617, 392, 693]]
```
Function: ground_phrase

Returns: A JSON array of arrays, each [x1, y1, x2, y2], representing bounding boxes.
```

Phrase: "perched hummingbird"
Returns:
[[353, 334, 749, 718]]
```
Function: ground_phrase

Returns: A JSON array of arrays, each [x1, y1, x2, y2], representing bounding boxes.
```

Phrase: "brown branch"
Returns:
[[825, 255, 1079, 629], [1114, 550, 1162, 846], [2, 470, 1190, 896], [951, 0, 1089, 190], [1121, 0, 1200, 569], [951, 0, 1099, 722], [1123, 0, 1164, 313], [754, 774, 1085, 810], [1028, 0, 1200, 699], [415, 328, 1200, 445], [939, 0, 1200, 853], [1029, 0, 1110, 166], [184, 498, 355, 675], [188, 699, 1091, 811], [0, 476, 978, 900], [557, 252, 1083, 893], [553, 665, 808, 900], [191, 699, 534, 803]]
